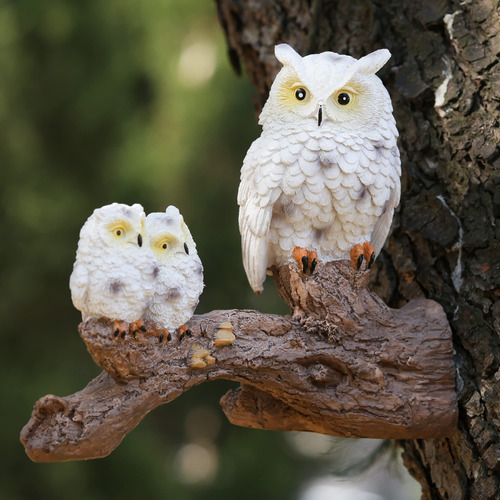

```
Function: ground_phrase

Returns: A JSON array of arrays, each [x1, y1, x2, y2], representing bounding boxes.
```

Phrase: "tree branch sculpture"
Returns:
[[21, 260, 457, 463]]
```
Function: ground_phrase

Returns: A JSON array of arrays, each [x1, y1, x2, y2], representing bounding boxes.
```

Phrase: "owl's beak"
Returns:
[[137, 233, 143, 247], [317, 105, 323, 127]]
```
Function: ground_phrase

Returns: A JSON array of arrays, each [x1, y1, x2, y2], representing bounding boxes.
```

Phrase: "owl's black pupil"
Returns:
[[295, 88, 306, 101], [116, 230, 121, 236], [162, 243, 167, 249], [338, 92, 350, 105]]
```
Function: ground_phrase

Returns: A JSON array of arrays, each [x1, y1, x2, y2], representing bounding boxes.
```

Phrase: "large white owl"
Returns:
[[70, 203, 156, 333], [143, 206, 204, 333], [238, 44, 401, 293]]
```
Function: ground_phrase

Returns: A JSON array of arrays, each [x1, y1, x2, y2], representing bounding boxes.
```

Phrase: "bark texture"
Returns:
[[20, 261, 455, 462], [216, 0, 499, 498]]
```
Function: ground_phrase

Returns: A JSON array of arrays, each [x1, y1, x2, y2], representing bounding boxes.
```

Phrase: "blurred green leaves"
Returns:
[[0, 1, 296, 499]]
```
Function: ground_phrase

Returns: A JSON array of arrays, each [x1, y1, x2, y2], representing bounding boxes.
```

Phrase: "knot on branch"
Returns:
[[21, 260, 457, 463]]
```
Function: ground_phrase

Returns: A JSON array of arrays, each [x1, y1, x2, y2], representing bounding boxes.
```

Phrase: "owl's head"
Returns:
[[80, 202, 145, 250], [145, 206, 197, 263], [260, 44, 393, 130]]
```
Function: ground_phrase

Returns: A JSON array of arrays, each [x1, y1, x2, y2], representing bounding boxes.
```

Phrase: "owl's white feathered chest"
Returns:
[[144, 254, 204, 331], [243, 121, 400, 266], [70, 243, 155, 322]]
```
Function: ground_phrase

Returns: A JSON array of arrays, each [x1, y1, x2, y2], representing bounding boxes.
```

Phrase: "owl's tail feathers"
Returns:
[[242, 233, 268, 295]]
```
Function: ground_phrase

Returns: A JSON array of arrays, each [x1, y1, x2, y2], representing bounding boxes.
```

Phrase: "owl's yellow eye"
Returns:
[[338, 92, 350, 105], [153, 237, 173, 252], [277, 78, 311, 106], [295, 88, 307, 101], [333, 89, 356, 107], [108, 220, 132, 239]]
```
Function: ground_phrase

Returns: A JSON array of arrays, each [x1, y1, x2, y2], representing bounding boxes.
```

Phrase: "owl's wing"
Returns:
[[370, 155, 401, 254], [69, 261, 89, 315], [238, 136, 283, 294]]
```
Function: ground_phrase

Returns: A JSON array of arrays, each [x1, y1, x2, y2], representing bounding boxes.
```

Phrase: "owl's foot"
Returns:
[[112, 320, 128, 339], [158, 330, 171, 343], [293, 247, 318, 274], [129, 319, 147, 336], [178, 324, 192, 342], [350, 242, 376, 271]]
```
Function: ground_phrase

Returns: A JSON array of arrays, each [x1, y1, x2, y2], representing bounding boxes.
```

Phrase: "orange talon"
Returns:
[[178, 324, 192, 341], [112, 319, 127, 339], [157, 329, 170, 343], [129, 319, 147, 336], [308, 250, 318, 273], [350, 242, 376, 271], [293, 246, 308, 272], [350, 244, 364, 270], [293, 247, 318, 274], [363, 242, 376, 269]]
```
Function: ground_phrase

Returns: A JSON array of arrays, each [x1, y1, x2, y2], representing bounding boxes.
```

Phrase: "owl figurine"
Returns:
[[143, 206, 204, 333], [70, 203, 155, 335], [238, 43, 401, 293]]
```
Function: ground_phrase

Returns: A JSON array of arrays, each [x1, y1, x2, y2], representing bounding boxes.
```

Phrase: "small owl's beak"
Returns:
[[138, 234, 143, 247], [317, 105, 323, 127]]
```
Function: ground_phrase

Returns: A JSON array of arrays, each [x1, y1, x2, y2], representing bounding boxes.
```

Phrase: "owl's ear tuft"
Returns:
[[165, 205, 181, 218], [130, 203, 144, 213], [353, 49, 391, 75], [275, 44, 302, 67]]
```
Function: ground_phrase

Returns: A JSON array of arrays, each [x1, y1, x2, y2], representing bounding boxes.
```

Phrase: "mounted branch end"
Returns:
[[20, 260, 457, 463]]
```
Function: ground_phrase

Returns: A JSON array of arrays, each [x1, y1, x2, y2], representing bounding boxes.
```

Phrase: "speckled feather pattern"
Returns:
[[238, 44, 401, 293], [143, 206, 204, 331], [70, 203, 155, 322]]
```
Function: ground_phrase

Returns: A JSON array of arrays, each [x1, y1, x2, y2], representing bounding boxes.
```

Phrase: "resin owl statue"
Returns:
[[143, 206, 204, 332], [70, 203, 155, 333], [238, 43, 401, 293]]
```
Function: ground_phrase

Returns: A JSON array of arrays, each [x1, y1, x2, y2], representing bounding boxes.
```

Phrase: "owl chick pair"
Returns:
[[238, 44, 401, 294], [70, 203, 204, 336]]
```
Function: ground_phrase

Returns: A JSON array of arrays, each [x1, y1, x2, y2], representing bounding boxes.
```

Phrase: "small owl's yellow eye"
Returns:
[[155, 238, 171, 251], [108, 221, 132, 239]]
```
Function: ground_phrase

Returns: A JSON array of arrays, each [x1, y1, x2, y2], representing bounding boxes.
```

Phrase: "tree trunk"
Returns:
[[216, 0, 500, 498]]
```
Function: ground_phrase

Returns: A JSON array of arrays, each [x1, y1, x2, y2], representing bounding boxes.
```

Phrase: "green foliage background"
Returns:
[[0, 2, 421, 499], [0, 1, 322, 499]]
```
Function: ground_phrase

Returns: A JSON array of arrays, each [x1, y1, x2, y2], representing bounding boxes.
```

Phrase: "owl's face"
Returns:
[[145, 206, 195, 264], [261, 44, 393, 129], [82, 203, 145, 250]]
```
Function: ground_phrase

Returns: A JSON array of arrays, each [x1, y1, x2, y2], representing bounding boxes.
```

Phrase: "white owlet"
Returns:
[[238, 43, 401, 293], [69, 203, 155, 331], [143, 206, 204, 332]]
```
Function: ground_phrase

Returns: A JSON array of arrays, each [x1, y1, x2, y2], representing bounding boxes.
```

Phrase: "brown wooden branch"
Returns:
[[20, 260, 457, 462]]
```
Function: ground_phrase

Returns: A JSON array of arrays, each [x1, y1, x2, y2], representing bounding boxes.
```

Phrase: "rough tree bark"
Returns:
[[216, 0, 500, 498]]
